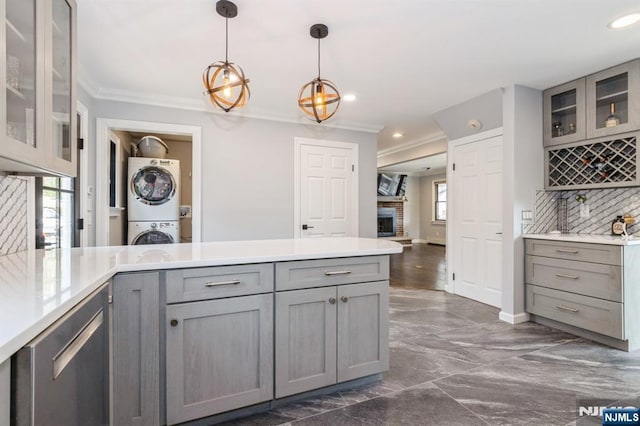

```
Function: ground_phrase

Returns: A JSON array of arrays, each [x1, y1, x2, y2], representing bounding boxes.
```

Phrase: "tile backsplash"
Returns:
[[530, 187, 640, 235], [0, 176, 29, 255]]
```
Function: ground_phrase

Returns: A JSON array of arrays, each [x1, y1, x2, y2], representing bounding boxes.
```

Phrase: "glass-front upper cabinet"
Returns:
[[543, 79, 586, 147], [2, 0, 42, 166], [586, 59, 640, 139], [1, 0, 76, 176], [46, 0, 76, 176]]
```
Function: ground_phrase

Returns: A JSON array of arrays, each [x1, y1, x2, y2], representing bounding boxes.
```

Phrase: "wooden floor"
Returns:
[[389, 243, 446, 290]]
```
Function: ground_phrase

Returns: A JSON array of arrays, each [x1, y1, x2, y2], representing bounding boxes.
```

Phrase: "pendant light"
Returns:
[[298, 24, 341, 123], [202, 0, 250, 112]]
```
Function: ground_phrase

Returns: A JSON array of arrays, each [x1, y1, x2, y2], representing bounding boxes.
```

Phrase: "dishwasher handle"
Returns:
[[52, 309, 104, 379]]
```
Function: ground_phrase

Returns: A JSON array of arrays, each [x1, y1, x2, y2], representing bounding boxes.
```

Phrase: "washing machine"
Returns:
[[128, 157, 180, 221], [128, 221, 180, 245]]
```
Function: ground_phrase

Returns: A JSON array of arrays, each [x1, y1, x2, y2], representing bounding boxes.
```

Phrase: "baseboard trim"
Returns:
[[499, 311, 530, 324], [412, 239, 428, 244], [426, 237, 446, 245]]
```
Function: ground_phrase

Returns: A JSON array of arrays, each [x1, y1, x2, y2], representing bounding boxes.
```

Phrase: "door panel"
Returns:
[[275, 287, 337, 398], [453, 135, 503, 307]]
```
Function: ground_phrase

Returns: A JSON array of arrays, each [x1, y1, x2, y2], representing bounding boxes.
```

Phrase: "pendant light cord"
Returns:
[[225, 16, 229, 63], [317, 37, 321, 79]]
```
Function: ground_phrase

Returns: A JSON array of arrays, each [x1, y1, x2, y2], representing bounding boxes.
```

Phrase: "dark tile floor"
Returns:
[[219, 244, 640, 426]]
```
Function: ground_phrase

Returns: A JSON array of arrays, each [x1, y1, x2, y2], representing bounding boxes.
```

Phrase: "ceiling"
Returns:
[[77, 0, 640, 153], [378, 153, 447, 177]]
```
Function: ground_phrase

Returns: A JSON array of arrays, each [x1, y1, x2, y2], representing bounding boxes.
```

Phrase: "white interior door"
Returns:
[[452, 135, 503, 307], [294, 138, 358, 238]]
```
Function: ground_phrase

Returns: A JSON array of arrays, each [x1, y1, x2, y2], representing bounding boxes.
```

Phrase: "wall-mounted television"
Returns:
[[377, 173, 407, 196]]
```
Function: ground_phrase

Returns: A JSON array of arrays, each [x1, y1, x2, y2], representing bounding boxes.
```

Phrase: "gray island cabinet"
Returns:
[[111, 254, 392, 425]]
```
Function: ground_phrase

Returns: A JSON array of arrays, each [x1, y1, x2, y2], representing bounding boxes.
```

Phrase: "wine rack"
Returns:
[[546, 134, 638, 190]]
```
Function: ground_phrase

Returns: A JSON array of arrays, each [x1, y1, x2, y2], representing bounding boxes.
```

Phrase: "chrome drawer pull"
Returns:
[[53, 310, 104, 379], [555, 273, 579, 280], [555, 304, 579, 313], [324, 270, 352, 276], [205, 279, 241, 287], [556, 248, 579, 254]]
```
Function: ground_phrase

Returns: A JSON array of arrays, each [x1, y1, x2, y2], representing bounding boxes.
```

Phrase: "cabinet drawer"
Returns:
[[526, 285, 623, 339], [275, 256, 389, 291], [166, 263, 274, 303], [525, 255, 622, 302], [525, 239, 622, 265]]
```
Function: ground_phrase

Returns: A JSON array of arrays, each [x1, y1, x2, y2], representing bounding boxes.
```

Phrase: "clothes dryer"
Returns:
[[128, 221, 179, 245], [128, 157, 180, 221]]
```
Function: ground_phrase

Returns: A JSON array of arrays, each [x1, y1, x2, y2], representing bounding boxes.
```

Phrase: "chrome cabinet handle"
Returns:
[[341, 296, 348, 303], [53, 310, 104, 379], [555, 304, 579, 313], [205, 279, 241, 287], [329, 297, 336, 304], [555, 273, 579, 280], [556, 248, 579, 254], [324, 270, 352, 276]]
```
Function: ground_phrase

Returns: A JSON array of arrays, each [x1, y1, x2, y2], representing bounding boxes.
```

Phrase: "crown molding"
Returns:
[[377, 132, 447, 157], [75, 79, 383, 134]]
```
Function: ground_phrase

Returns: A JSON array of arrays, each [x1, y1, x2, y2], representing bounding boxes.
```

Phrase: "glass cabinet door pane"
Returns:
[[5, 0, 37, 147], [550, 89, 578, 139], [51, 0, 72, 162], [595, 72, 628, 130]]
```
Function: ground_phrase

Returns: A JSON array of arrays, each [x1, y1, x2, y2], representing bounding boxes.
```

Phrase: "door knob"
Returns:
[[302, 224, 315, 230]]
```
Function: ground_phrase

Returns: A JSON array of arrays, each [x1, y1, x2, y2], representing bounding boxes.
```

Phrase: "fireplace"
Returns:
[[377, 208, 396, 237]]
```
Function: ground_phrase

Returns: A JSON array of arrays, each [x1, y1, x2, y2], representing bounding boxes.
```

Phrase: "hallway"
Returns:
[[390, 243, 446, 291]]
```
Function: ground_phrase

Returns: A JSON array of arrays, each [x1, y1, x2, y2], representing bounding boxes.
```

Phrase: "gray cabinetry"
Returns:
[[543, 79, 586, 147], [164, 264, 274, 425], [525, 238, 640, 351], [112, 272, 160, 426], [275, 256, 389, 399]]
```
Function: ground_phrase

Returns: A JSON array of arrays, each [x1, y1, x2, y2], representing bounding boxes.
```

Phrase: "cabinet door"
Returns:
[[337, 281, 389, 382], [45, 0, 76, 176], [543, 79, 586, 147], [112, 272, 160, 426], [275, 287, 337, 398], [587, 59, 640, 139], [2, 0, 44, 167], [165, 294, 273, 425]]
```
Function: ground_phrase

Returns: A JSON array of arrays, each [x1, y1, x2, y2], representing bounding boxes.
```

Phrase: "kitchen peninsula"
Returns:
[[0, 237, 402, 425]]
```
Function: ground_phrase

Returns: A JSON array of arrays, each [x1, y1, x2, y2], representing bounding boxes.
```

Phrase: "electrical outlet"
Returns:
[[580, 204, 590, 218], [521, 210, 533, 222]]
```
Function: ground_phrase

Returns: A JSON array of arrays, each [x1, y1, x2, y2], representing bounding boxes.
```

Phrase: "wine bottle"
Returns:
[[605, 102, 621, 128]]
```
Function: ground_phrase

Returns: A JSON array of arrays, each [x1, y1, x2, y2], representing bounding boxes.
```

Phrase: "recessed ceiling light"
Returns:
[[608, 13, 640, 29], [343, 93, 356, 102], [392, 132, 403, 138]]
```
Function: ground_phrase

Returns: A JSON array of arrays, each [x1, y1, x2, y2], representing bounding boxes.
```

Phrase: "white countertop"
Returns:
[[523, 233, 640, 246], [0, 238, 402, 364]]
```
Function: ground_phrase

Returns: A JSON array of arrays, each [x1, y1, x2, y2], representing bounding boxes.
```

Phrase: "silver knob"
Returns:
[[341, 296, 348, 303], [329, 297, 336, 304]]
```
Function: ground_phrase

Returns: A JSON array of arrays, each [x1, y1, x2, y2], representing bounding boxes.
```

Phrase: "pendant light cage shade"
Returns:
[[203, 61, 250, 112], [298, 23, 341, 123], [298, 78, 340, 123], [203, 0, 250, 112]]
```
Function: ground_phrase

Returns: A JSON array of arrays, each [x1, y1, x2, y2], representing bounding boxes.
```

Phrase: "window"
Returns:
[[434, 181, 446, 222], [36, 177, 75, 248]]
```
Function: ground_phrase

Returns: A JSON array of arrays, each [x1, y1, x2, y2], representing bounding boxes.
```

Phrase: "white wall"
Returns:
[[77, 85, 97, 247], [433, 89, 504, 140], [91, 100, 378, 241], [419, 173, 447, 244], [402, 176, 420, 239]]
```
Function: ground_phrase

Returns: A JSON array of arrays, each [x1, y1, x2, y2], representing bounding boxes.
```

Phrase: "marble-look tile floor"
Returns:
[[220, 288, 640, 426]]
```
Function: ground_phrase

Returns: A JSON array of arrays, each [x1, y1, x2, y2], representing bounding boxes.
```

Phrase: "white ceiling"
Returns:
[[77, 0, 640, 152]]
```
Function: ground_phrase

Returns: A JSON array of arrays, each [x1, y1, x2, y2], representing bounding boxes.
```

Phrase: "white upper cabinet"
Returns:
[[1, 0, 76, 176]]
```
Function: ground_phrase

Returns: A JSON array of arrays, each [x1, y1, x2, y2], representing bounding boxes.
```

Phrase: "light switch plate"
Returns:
[[522, 210, 533, 221]]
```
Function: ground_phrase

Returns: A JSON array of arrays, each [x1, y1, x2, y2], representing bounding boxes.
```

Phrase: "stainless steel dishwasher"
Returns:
[[12, 283, 110, 426]]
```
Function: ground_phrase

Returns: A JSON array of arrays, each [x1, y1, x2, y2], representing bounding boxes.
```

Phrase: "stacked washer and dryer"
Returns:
[[127, 136, 181, 245]]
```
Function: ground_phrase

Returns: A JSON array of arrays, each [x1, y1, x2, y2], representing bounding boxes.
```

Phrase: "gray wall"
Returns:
[[77, 85, 97, 247], [402, 176, 420, 239], [91, 100, 378, 242], [433, 89, 503, 141]]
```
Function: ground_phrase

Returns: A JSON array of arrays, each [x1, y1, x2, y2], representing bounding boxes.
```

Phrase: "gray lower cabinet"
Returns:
[[275, 281, 389, 398], [165, 293, 273, 425], [112, 272, 161, 426]]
